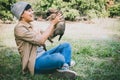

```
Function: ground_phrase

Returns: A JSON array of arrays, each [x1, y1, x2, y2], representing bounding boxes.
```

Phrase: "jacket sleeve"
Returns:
[[14, 25, 42, 46]]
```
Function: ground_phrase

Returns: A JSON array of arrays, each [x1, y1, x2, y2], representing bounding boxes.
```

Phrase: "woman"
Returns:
[[11, 1, 77, 79]]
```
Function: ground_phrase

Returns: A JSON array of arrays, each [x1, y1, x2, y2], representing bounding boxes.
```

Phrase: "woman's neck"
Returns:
[[20, 18, 30, 23]]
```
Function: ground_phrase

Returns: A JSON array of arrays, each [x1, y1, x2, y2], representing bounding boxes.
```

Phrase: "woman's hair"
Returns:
[[24, 4, 31, 11]]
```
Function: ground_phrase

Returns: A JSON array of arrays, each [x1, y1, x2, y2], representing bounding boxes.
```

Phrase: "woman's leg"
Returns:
[[46, 42, 72, 65], [35, 42, 72, 74], [35, 52, 65, 74]]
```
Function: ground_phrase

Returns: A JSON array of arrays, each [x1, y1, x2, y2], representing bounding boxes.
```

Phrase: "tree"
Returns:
[[0, 0, 16, 20]]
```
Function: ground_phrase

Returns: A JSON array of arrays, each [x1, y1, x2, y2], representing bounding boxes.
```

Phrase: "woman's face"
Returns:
[[21, 8, 34, 22]]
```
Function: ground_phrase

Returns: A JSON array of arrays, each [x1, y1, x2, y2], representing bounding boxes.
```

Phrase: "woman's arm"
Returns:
[[15, 13, 62, 45], [38, 13, 62, 44]]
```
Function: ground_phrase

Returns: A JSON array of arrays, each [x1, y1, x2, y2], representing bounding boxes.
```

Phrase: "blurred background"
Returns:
[[0, 0, 120, 80], [0, 0, 120, 22]]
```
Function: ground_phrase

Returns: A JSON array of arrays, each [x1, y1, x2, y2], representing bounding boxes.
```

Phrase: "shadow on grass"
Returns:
[[0, 46, 21, 80]]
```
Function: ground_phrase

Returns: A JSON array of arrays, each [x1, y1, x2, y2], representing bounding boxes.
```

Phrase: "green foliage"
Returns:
[[0, 0, 120, 21], [32, 0, 110, 20], [32, 0, 54, 18], [84, 9, 98, 18], [63, 9, 79, 21], [108, 3, 120, 17], [0, 0, 16, 20]]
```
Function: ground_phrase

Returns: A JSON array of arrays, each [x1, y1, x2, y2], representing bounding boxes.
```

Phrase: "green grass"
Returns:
[[0, 19, 120, 80], [1, 39, 120, 80]]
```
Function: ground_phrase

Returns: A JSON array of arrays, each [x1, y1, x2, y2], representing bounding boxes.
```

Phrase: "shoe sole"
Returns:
[[50, 70, 77, 80]]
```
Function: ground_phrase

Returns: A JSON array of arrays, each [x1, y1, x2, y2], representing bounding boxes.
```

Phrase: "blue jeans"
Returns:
[[35, 42, 72, 74]]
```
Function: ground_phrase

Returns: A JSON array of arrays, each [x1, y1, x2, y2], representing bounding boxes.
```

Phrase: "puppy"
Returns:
[[46, 8, 66, 43]]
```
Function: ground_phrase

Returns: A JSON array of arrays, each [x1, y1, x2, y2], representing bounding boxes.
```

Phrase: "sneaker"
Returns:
[[70, 60, 76, 67], [55, 65, 77, 79]]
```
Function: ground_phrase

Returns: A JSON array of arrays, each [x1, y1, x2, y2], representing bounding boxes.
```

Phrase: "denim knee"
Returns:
[[61, 42, 71, 48], [53, 53, 65, 67]]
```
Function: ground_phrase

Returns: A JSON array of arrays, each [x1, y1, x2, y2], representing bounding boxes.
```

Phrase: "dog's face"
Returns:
[[46, 8, 63, 21]]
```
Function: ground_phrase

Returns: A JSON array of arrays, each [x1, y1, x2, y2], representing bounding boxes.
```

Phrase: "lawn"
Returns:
[[0, 18, 120, 80]]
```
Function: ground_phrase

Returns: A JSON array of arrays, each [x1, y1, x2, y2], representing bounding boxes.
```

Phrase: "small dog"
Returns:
[[46, 8, 66, 43]]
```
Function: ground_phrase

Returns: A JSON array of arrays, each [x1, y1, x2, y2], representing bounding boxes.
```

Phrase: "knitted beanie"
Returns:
[[11, 1, 29, 20]]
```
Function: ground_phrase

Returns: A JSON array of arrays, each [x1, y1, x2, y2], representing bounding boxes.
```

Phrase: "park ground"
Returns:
[[0, 18, 120, 80]]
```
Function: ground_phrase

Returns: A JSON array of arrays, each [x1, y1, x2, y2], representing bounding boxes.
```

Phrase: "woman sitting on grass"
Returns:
[[11, 1, 77, 79]]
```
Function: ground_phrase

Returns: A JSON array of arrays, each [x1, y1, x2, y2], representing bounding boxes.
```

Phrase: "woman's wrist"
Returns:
[[50, 20, 57, 27]]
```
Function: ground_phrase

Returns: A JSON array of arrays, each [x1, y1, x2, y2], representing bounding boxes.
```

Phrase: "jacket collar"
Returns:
[[19, 21, 33, 28]]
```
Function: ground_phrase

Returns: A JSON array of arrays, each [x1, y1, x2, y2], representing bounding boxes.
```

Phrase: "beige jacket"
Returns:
[[14, 21, 42, 75]]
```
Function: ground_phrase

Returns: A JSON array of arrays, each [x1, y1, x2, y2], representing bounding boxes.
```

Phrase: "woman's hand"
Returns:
[[51, 13, 62, 27], [39, 13, 62, 44]]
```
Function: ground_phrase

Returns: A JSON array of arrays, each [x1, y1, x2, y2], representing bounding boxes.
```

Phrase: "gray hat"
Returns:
[[11, 1, 29, 20]]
